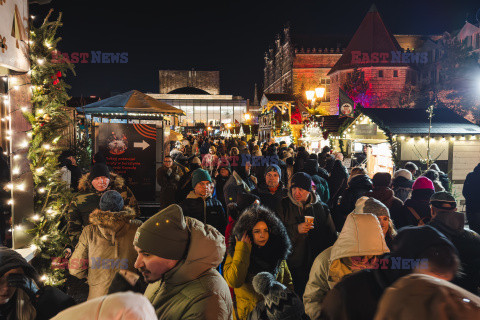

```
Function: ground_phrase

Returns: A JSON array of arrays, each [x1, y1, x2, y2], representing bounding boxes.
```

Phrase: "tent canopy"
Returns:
[[76, 90, 185, 115]]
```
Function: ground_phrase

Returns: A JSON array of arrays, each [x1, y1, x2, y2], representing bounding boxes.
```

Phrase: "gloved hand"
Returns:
[[7, 274, 40, 304]]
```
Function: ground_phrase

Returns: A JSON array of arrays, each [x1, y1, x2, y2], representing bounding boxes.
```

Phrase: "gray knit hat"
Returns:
[[99, 190, 124, 212], [253, 272, 305, 320], [133, 204, 189, 260]]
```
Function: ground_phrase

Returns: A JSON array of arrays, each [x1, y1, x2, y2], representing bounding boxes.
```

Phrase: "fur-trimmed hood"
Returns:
[[228, 205, 291, 262], [78, 172, 125, 193], [89, 206, 137, 229]]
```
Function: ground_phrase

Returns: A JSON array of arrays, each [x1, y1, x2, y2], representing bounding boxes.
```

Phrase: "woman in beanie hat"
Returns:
[[69, 190, 141, 300], [67, 163, 139, 247], [224, 205, 293, 320], [391, 176, 435, 229]]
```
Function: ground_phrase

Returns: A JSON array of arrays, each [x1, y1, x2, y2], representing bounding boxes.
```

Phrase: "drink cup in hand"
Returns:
[[305, 216, 314, 226]]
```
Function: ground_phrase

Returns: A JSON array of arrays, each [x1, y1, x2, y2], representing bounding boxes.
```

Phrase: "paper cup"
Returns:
[[305, 216, 314, 225]]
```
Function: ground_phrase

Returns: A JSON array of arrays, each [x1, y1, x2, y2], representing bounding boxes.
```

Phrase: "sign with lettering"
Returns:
[[355, 124, 378, 136], [0, 0, 29, 71], [97, 123, 156, 201]]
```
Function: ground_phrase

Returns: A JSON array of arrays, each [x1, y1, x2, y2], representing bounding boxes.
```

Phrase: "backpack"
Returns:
[[406, 206, 426, 226]]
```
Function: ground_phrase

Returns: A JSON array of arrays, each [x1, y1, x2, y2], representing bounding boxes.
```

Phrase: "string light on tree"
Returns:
[[24, 9, 76, 287]]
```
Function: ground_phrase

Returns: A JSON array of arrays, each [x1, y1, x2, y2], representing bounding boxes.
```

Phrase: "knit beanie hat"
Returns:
[[354, 196, 390, 217], [191, 168, 212, 188], [99, 190, 124, 212], [430, 191, 457, 210], [394, 169, 412, 181], [291, 172, 312, 192], [133, 204, 189, 260], [372, 172, 392, 188], [412, 176, 434, 190], [253, 272, 305, 320], [265, 164, 282, 180], [91, 163, 110, 180]]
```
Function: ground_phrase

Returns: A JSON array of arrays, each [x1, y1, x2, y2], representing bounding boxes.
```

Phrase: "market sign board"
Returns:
[[355, 124, 378, 136], [97, 123, 157, 201], [0, 0, 29, 72]]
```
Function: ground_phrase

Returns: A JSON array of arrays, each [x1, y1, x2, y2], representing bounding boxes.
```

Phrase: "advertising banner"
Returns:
[[97, 123, 156, 201]]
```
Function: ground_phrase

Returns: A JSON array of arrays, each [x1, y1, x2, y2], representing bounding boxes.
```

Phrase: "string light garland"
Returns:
[[22, 10, 76, 287]]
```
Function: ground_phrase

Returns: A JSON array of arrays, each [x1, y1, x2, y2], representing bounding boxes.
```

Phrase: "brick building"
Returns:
[[328, 5, 418, 113], [263, 28, 348, 108]]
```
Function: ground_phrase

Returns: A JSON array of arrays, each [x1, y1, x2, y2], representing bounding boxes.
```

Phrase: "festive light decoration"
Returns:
[[24, 10, 76, 286]]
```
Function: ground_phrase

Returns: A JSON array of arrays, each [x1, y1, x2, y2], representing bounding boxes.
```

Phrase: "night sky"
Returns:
[[30, 0, 480, 100]]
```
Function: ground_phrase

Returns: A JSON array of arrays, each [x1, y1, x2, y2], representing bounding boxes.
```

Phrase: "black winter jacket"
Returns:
[[429, 213, 480, 294], [252, 182, 288, 215], [180, 191, 228, 235], [391, 189, 434, 229], [279, 192, 337, 270], [332, 174, 372, 231]]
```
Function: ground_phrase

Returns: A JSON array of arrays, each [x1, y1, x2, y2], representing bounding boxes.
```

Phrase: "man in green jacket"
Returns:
[[132, 204, 233, 319], [66, 163, 139, 247]]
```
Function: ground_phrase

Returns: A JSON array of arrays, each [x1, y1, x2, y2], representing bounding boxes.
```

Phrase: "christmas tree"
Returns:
[[26, 10, 76, 286]]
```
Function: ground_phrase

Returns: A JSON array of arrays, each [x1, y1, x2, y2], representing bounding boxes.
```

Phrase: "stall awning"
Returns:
[[360, 107, 480, 135], [76, 90, 185, 115]]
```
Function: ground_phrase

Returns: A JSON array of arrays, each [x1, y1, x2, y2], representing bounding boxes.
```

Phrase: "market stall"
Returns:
[[335, 108, 480, 199], [258, 93, 297, 143], [77, 90, 185, 204]]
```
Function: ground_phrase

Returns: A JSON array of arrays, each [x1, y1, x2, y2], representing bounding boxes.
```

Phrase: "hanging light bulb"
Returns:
[[16, 183, 25, 191], [12, 167, 20, 175], [7, 199, 13, 205], [32, 214, 40, 221], [38, 187, 45, 193]]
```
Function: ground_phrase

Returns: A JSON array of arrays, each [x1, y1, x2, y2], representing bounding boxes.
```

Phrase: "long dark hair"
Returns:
[[228, 206, 291, 274]]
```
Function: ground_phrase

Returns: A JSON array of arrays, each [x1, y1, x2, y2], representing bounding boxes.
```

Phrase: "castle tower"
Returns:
[[328, 4, 417, 114]]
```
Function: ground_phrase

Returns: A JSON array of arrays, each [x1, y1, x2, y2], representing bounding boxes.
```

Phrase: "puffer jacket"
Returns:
[[374, 274, 480, 320], [69, 207, 140, 300], [223, 207, 293, 319], [67, 172, 139, 245], [332, 174, 373, 232], [50, 292, 157, 320], [304, 213, 389, 320], [180, 191, 227, 235], [144, 217, 232, 319]]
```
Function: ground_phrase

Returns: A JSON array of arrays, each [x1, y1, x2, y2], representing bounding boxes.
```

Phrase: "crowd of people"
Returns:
[[1, 135, 480, 319]]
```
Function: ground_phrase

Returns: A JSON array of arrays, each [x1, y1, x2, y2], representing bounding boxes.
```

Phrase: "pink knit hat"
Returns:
[[412, 176, 434, 190]]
